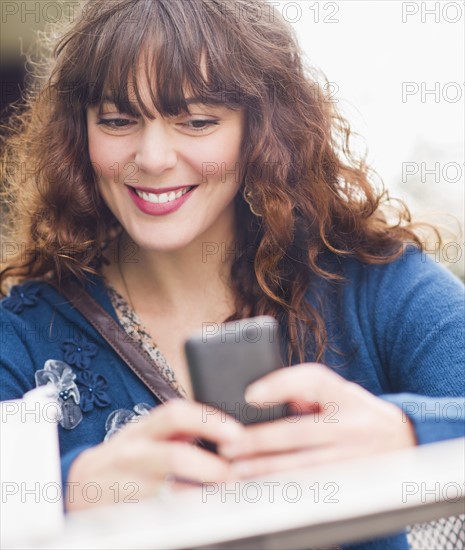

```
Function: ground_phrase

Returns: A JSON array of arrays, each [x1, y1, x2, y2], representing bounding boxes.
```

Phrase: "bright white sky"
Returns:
[[271, 0, 464, 242]]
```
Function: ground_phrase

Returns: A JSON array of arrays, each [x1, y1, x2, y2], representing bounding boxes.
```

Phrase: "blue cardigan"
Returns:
[[1, 247, 464, 550]]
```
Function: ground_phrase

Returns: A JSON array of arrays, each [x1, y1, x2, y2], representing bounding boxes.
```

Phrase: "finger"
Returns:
[[245, 363, 350, 408], [229, 444, 365, 479], [116, 439, 232, 484], [218, 414, 338, 459], [128, 399, 244, 443], [154, 442, 232, 483]]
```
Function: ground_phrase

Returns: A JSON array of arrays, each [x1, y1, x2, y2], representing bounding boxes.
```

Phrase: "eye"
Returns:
[[96, 118, 138, 129], [180, 119, 220, 132]]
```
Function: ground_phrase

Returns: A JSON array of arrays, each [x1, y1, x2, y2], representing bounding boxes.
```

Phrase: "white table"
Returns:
[[15, 438, 465, 549]]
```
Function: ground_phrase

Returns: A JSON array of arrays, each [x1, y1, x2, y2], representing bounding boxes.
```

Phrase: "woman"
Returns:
[[1, 0, 463, 548]]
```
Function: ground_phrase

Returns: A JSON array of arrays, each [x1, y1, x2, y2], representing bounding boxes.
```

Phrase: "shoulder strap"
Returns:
[[52, 280, 184, 404]]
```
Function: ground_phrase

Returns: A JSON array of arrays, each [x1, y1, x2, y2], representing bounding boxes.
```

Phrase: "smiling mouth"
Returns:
[[131, 185, 197, 204]]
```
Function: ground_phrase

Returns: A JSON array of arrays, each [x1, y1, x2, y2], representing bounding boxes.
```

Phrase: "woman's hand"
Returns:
[[66, 399, 243, 511], [218, 363, 417, 478]]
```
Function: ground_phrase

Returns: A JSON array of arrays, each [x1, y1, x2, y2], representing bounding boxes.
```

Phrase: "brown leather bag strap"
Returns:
[[53, 281, 184, 404]]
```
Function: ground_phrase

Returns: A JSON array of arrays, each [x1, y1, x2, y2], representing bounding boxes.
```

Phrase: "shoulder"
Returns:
[[0, 279, 82, 336], [1, 275, 116, 323], [340, 247, 464, 385], [314, 245, 464, 356], [306, 245, 464, 326], [333, 245, 464, 336], [312, 247, 464, 394], [1, 280, 49, 314], [0, 280, 59, 340], [334, 245, 464, 305], [0, 275, 122, 349]]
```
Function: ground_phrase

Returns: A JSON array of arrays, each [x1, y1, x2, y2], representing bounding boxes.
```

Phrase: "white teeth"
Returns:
[[135, 187, 191, 203]]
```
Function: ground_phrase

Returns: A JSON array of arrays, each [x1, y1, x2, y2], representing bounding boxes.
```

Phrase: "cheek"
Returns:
[[188, 129, 243, 180], [217, 126, 243, 164], [88, 134, 132, 184]]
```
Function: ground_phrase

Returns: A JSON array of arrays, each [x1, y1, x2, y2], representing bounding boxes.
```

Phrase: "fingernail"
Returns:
[[223, 421, 242, 439], [244, 382, 265, 402], [231, 461, 252, 477], [219, 442, 240, 458]]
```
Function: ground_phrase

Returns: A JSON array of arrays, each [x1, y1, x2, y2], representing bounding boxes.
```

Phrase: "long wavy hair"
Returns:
[[0, 0, 438, 364]]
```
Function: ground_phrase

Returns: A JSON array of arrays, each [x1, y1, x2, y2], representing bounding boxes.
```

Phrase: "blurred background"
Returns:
[[287, 0, 464, 280], [1, 0, 463, 279]]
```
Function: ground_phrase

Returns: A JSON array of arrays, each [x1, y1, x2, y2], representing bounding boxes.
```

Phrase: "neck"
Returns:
[[112, 230, 237, 321]]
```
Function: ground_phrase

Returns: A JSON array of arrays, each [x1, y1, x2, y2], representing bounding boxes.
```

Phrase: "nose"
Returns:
[[134, 118, 178, 175]]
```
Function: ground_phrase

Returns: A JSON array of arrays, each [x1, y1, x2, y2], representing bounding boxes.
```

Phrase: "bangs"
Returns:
[[75, 0, 249, 118]]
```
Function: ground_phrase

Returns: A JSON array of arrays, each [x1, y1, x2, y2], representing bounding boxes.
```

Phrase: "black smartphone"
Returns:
[[185, 316, 289, 451]]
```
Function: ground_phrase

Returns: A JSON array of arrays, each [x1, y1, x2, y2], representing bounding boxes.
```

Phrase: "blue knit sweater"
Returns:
[[1, 247, 464, 550]]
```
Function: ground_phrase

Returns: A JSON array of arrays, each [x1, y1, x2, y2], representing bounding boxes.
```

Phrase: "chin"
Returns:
[[132, 233, 195, 253]]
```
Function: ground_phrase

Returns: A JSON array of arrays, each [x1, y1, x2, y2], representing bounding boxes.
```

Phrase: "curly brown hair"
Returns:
[[0, 0, 438, 364]]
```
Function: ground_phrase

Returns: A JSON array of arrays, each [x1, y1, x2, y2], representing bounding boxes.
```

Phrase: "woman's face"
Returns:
[[86, 81, 245, 254]]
